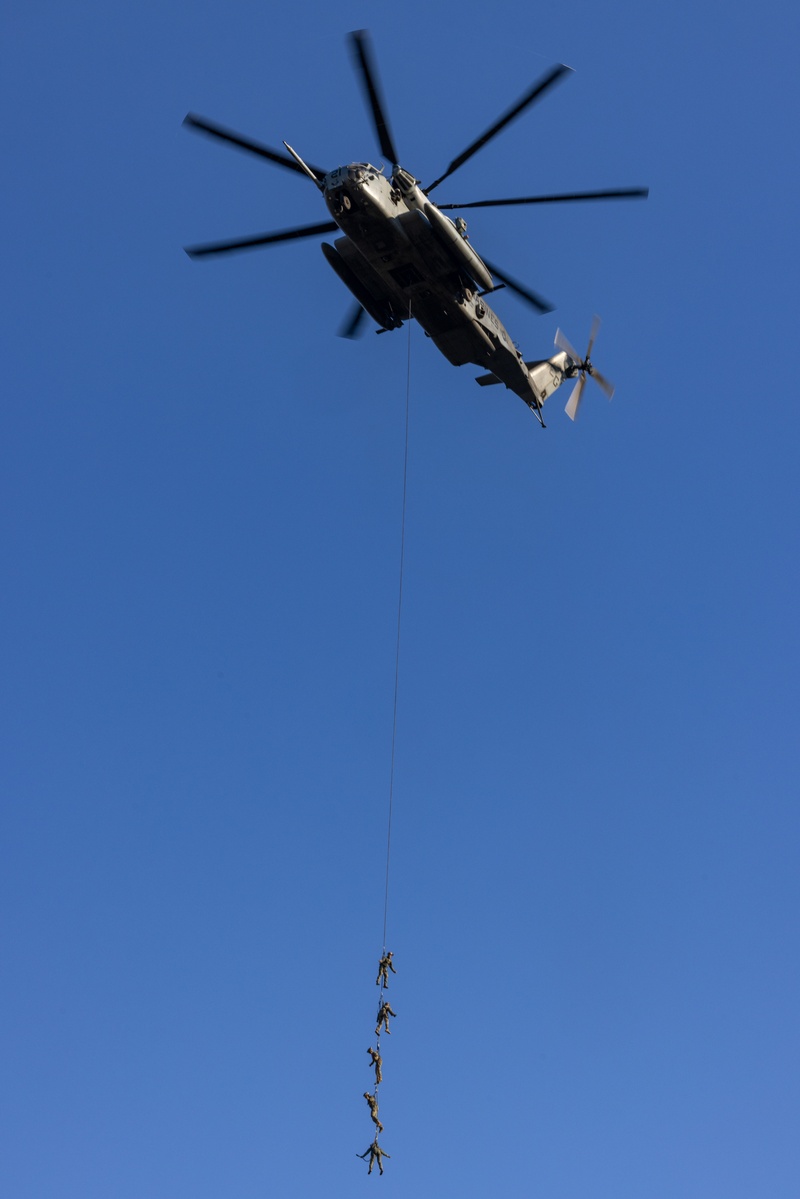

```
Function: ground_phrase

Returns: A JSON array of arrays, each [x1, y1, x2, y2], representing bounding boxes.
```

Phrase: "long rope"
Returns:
[[381, 316, 412, 953], [360, 317, 411, 1174]]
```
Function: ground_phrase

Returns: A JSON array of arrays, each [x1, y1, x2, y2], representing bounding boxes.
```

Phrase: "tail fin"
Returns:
[[475, 359, 550, 388], [527, 353, 571, 406]]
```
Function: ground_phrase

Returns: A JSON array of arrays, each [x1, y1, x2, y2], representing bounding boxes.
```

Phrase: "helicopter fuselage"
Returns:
[[184, 35, 646, 421], [320, 163, 545, 413]]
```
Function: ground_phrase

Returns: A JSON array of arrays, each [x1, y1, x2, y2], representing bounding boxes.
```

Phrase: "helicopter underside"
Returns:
[[322, 169, 540, 409]]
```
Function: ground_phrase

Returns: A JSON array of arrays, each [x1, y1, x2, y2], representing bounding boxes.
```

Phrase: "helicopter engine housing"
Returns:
[[423, 203, 494, 293]]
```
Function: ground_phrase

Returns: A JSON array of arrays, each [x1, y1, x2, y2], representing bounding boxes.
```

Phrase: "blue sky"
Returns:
[[2, 1, 798, 1195]]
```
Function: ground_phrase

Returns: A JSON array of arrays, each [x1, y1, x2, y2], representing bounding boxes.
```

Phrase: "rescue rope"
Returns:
[[358, 312, 412, 1176], [381, 311, 412, 954]]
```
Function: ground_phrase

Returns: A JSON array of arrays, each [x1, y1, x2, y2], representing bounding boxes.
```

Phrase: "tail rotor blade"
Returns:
[[586, 314, 601, 359], [591, 367, 615, 399], [565, 373, 586, 421], [554, 327, 581, 362], [560, 318, 614, 416]]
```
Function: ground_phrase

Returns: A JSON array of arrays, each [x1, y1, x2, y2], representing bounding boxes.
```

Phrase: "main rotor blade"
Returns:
[[438, 187, 650, 210], [482, 259, 554, 314], [426, 63, 572, 193], [183, 113, 328, 180], [185, 220, 339, 259], [349, 30, 400, 165], [565, 374, 586, 421], [339, 303, 368, 339]]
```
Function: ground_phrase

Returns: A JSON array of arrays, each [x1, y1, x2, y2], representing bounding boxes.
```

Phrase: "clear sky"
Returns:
[[2, 1, 798, 1196]]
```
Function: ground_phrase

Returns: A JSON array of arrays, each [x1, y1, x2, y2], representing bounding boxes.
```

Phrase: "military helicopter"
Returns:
[[184, 30, 647, 425]]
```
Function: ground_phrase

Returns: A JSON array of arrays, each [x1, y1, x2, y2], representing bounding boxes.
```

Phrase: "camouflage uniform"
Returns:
[[364, 1091, 383, 1133], [358, 1139, 391, 1176], [367, 1046, 383, 1085], [375, 951, 397, 988], [375, 1000, 397, 1036]]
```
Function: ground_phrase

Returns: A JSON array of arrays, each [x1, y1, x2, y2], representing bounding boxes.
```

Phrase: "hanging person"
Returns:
[[358, 1139, 391, 1176], [375, 999, 397, 1036], [367, 1046, 383, 1085], [364, 1091, 383, 1133], [375, 951, 396, 988]]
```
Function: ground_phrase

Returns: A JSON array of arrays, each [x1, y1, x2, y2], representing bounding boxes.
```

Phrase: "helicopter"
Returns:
[[184, 30, 647, 425]]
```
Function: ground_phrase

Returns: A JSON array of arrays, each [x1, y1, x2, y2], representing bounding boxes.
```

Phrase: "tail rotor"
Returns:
[[555, 316, 615, 421]]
